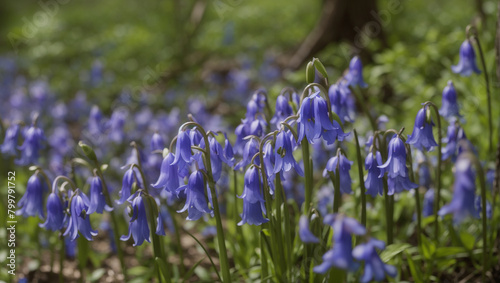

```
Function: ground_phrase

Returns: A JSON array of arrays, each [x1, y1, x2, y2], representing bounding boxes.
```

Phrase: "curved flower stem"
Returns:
[[405, 144, 421, 246], [423, 102, 443, 243], [353, 129, 367, 227], [467, 26, 493, 155]]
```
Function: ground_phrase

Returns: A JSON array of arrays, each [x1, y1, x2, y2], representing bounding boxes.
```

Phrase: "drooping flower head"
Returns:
[[151, 152, 181, 193], [422, 188, 434, 218], [379, 134, 418, 194], [88, 105, 106, 136], [235, 137, 260, 170], [87, 176, 113, 214], [17, 172, 47, 219], [299, 215, 319, 243], [344, 56, 368, 88], [223, 133, 235, 167], [150, 132, 165, 152], [270, 95, 293, 128], [49, 126, 74, 157], [116, 168, 138, 205], [439, 81, 462, 121], [352, 238, 397, 282], [40, 191, 66, 231], [121, 191, 150, 246], [64, 189, 98, 241], [438, 154, 477, 224], [274, 130, 303, 176], [442, 122, 469, 161], [177, 170, 212, 221], [172, 129, 192, 165], [108, 108, 127, 143], [1, 123, 21, 156], [323, 150, 353, 194], [16, 123, 46, 166], [238, 165, 268, 226], [364, 151, 384, 197], [328, 83, 354, 124], [451, 40, 481, 77], [407, 105, 438, 151], [297, 92, 348, 144], [314, 214, 366, 273]]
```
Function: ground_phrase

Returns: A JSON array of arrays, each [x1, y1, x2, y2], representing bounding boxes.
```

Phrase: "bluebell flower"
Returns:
[[474, 195, 492, 219], [422, 188, 434, 217], [172, 130, 192, 165], [328, 83, 353, 124], [189, 128, 203, 147], [151, 153, 181, 193], [238, 165, 268, 226], [121, 192, 150, 246], [40, 192, 65, 231], [316, 185, 334, 216], [223, 133, 235, 167], [299, 215, 319, 243], [208, 136, 230, 182], [364, 151, 384, 197], [17, 173, 46, 218], [270, 95, 293, 128], [177, 171, 212, 221], [1, 123, 21, 156], [16, 124, 45, 166], [88, 105, 105, 136], [117, 168, 137, 205], [439, 81, 462, 121], [377, 115, 389, 130], [64, 189, 98, 241], [452, 40, 481, 77], [418, 163, 432, 189], [249, 118, 266, 137], [314, 214, 366, 273], [352, 238, 397, 282], [243, 99, 259, 123], [202, 226, 217, 238], [323, 152, 353, 194], [235, 137, 260, 170], [49, 126, 73, 157], [274, 130, 303, 176], [344, 56, 368, 88], [442, 123, 468, 161], [379, 135, 418, 194], [438, 155, 477, 223], [150, 132, 165, 152], [156, 202, 166, 236], [297, 92, 348, 144], [407, 106, 438, 151], [486, 169, 494, 191], [108, 109, 127, 143], [87, 176, 112, 214]]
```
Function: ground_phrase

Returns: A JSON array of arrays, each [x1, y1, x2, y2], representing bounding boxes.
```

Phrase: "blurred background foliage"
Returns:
[[2, 0, 498, 157]]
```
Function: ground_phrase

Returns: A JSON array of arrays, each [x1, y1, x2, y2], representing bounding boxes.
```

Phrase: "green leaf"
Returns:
[[183, 258, 204, 282], [421, 236, 436, 260], [306, 61, 315, 84], [405, 251, 423, 283], [313, 58, 328, 80], [155, 257, 170, 283], [435, 246, 466, 258], [380, 243, 412, 262], [128, 266, 149, 277], [78, 141, 98, 164], [459, 232, 475, 251], [89, 268, 106, 282]]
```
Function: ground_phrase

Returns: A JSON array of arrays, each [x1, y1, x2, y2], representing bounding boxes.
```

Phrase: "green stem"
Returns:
[[145, 195, 170, 283], [424, 102, 442, 243], [168, 204, 185, 276], [95, 171, 127, 280], [354, 129, 367, 227], [406, 145, 421, 246], [261, 232, 269, 282], [279, 178, 293, 281], [301, 139, 313, 214], [329, 172, 342, 213], [275, 173, 288, 280], [471, 33, 493, 154]]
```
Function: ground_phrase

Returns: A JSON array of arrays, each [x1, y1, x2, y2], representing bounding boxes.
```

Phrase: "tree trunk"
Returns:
[[287, 0, 387, 70]]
